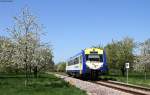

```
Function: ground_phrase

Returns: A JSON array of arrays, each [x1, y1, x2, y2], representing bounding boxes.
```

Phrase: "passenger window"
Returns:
[[77, 57, 79, 64]]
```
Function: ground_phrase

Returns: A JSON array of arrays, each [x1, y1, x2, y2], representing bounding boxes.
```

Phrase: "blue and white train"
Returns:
[[66, 48, 108, 79]]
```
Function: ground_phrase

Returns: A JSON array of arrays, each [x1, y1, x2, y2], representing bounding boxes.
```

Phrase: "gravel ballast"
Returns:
[[55, 74, 133, 95]]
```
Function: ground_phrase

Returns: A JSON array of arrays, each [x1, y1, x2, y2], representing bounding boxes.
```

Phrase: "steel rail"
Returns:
[[95, 81, 150, 95]]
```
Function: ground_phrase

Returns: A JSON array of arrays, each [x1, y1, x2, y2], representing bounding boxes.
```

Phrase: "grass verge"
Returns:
[[100, 73, 150, 88], [0, 73, 87, 95]]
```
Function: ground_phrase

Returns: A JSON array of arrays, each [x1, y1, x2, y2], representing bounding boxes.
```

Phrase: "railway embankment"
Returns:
[[54, 74, 133, 95]]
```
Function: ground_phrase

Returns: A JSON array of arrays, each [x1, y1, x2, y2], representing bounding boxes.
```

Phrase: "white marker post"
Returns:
[[125, 63, 129, 84]]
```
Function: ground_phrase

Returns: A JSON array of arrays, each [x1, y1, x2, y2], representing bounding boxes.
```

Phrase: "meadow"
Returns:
[[0, 73, 87, 95]]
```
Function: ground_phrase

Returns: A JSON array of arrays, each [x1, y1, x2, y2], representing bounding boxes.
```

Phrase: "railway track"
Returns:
[[51, 73, 150, 95], [95, 80, 150, 95]]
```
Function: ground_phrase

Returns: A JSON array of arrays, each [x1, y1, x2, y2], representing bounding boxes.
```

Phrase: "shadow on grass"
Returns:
[[27, 80, 70, 88], [0, 73, 58, 79], [0, 75, 71, 89]]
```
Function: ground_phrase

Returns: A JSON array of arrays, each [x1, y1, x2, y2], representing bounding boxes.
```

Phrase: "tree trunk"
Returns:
[[33, 66, 37, 78], [121, 67, 125, 76]]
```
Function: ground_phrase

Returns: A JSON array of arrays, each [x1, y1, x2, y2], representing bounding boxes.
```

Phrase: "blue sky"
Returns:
[[0, 0, 150, 63]]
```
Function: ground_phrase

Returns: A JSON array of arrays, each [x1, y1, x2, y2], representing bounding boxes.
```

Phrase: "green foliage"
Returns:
[[105, 37, 135, 76], [55, 62, 66, 72]]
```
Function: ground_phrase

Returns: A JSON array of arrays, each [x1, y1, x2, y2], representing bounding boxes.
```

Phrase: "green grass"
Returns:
[[100, 72, 150, 88], [0, 73, 87, 95]]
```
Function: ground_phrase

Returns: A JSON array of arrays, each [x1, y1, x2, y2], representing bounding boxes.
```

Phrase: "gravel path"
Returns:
[[55, 74, 133, 95]]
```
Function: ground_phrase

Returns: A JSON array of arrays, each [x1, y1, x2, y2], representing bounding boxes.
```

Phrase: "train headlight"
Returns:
[[86, 61, 103, 70]]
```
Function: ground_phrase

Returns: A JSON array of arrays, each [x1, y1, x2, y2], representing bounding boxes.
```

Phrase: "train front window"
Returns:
[[86, 54, 103, 62], [100, 54, 103, 62]]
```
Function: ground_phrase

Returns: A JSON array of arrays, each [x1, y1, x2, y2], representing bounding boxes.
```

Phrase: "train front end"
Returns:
[[83, 48, 107, 79]]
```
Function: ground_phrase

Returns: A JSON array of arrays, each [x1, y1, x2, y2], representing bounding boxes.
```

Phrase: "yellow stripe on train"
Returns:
[[84, 48, 103, 54]]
